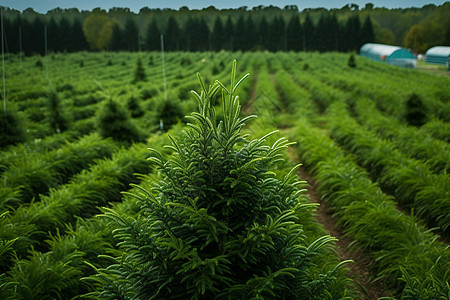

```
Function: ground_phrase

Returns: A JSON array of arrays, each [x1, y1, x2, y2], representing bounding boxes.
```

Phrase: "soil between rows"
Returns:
[[247, 71, 394, 299], [298, 166, 394, 299]]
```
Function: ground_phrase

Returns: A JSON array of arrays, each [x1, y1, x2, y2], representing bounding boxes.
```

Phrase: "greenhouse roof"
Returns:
[[360, 43, 403, 57], [360, 43, 416, 68], [425, 46, 450, 57]]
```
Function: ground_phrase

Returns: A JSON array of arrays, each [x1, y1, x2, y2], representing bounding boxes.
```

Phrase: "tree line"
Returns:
[[1, 2, 449, 55], [2, 10, 374, 54], [1, 15, 87, 55]]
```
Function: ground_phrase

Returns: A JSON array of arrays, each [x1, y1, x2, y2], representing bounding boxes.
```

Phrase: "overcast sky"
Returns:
[[1, 0, 448, 13]]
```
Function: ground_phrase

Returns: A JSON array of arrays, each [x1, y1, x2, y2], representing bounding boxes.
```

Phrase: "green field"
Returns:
[[1, 51, 449, 299]]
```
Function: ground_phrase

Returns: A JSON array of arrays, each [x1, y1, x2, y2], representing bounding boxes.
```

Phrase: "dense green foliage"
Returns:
[[347, 54, 356, 68], [133, 57, 147, 83], [292, 119, 450, 299], [84, 62, 352, 299], [96, 97, 144, 143], [127, 94, 145, 118], [0, 51, 448, 299], [2, 3, 450, 54], [0, 108, 26, 148], [405, 93, 428, 126], [155, 97, 185, 131], [46, 88, 69, 132], [0, 133, 117, 211]]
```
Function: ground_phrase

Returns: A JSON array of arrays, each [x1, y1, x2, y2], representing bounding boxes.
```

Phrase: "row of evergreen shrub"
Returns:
[[0, 144, 153, 271], [290, 68, 342, 114], [274, 70, 318, 119], [81, 63, 355, 299], [269, 62, 449, 297], [291, 118, 450, 299], [289, 56, 447, 172], [0, 171, 159, 299], [0, 134, 117, 212], [353, 97, 449, 174], [0, 122, 180, 297], [273, 57, 450, 234], [312, 57, 450, 123], [326, 101, 450, 233], [252, 66, 285, 117], [286, 55, 449, 169], [0, 131, 88, 175], [0, 109, 27, 148], [420, 118, 450, 143]]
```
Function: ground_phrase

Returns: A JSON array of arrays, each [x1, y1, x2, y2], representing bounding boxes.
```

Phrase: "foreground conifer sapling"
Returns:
[[85, 61, 350, 299]]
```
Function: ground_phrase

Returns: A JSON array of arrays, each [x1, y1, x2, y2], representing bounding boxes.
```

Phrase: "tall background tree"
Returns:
[[123, 18, 139, 51], [212, 17, 225, 51], [286, 15, 302, 51], [145, 19, 160, 51], [82, 9, 116, 50], [164, 16, 180, 51], [1, 3, 448, 54]]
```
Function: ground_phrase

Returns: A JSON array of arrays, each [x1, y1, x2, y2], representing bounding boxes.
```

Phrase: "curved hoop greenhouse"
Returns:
[[425, 46, 450, 69], [360, 43, 416, 68]]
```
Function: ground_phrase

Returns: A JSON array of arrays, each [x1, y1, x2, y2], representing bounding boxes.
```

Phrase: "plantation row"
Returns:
[[244, 54, 449, 298], [0, 51, 449, 298], [283, 63, 450, 233], [0, 131, 174, 298], [1, 55, 356, 299]]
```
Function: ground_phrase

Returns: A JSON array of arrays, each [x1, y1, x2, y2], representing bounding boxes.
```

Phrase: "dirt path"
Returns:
[[287, 148, 393, 299], [245, 70, 393, 299], [243, 74, 258, 115]]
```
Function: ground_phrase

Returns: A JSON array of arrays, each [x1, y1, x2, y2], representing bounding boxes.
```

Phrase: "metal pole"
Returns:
[[44, 25, 48, 79], [138, 33, 141, 52], [160, 34, 167, 101], [19, 25, 22, 63], [1, 9, 6, 115]]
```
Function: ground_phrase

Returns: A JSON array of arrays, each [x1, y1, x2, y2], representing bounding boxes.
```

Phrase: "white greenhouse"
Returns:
[[360, 43, 417, 68], [425, 46, 450, 68]]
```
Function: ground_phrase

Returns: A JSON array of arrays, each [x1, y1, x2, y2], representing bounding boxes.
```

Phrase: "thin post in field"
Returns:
[[1, 8, 6, 115], [160, 34, 167, 101]]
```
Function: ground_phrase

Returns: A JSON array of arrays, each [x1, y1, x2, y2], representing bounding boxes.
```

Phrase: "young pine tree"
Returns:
[[0, 108, 26, 148], [133, 57, 147, 83], [405, 93, 428, 126], [347, 54, 356, 68], [127, 89, 145, 118], [85, 61, 349, 299], [46, 89, 69, 133], [96, 97, 143, 143], [155, 97, 185, 131]]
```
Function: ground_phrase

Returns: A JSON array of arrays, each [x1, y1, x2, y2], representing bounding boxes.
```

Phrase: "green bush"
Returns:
[[155, 97, 185, 131], [141, 87, 159, 100], [46, 89, 69, 133], [405, 93, 427, 126], [0, 133, 117, 210], [347, 54, 356, 68], [180, 57, 192, 66], [96, 98, 143, 143], [127, 95, 144, 118], [133, 58, 147, 83], [0, 108, 26, 148], [327, 102, 450, 233], [293, 118, 450, 298], [84, 62, 350, 299], [35, 59, 43, 68], [0, 144, 152, 262]]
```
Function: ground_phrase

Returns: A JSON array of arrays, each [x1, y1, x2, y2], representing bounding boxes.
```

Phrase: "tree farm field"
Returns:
[[1, 51, 449, 299]]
